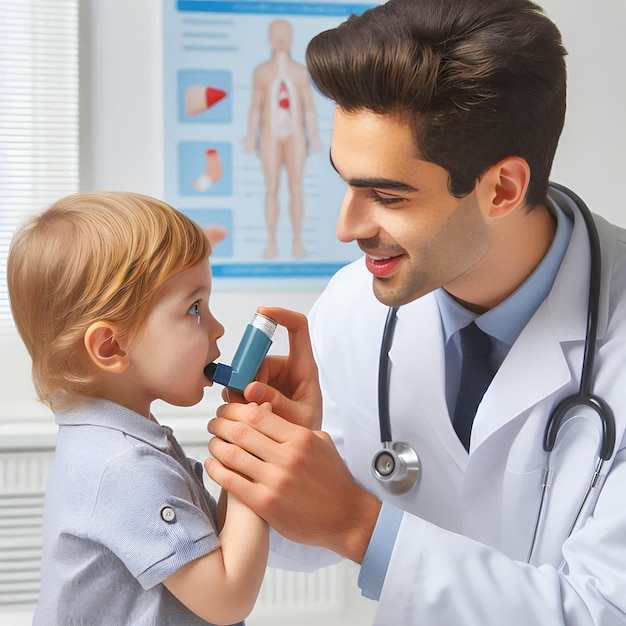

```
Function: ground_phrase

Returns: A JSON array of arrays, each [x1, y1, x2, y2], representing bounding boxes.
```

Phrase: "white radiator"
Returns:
[[0, 451, 50, 611]]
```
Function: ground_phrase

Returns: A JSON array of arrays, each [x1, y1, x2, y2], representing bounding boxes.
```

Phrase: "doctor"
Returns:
[[205, 0, 626, 623]]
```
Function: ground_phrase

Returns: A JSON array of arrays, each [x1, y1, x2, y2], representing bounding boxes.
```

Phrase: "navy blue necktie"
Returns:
[[453, 322, 495, 450]]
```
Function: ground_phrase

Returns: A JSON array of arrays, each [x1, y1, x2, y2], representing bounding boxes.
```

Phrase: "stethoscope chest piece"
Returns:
[[372, 441, 421, 495]]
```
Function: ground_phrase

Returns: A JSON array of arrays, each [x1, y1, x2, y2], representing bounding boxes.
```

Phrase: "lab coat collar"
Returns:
[[471, 194, 615, 453]]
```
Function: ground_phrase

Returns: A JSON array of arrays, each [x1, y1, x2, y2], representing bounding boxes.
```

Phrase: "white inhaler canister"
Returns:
[[204, 313, 277, 393]]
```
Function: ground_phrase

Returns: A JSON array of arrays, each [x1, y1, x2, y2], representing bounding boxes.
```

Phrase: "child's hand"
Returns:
[[241, 306, 322, 430]]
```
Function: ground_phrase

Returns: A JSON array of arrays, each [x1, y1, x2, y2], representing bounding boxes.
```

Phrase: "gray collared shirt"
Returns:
[[34, 398, 235, 626]]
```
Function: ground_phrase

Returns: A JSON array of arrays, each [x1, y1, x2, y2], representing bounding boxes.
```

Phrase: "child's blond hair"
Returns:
[[7, 191, 211, 409]]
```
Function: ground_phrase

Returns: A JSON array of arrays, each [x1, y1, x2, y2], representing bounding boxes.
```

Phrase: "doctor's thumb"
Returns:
[[244, 381, 292, 418], [244, 381, 275, 405]]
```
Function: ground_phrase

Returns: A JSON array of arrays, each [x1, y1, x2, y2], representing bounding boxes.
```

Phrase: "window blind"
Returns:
[[0, 0, 79, 332]]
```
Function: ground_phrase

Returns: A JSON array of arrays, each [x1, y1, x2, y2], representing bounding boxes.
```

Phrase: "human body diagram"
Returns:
[[243, 20, 322, 259]]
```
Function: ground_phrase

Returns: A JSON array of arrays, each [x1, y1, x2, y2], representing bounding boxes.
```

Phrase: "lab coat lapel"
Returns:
[[461, 200, 614, 552], [471, 199, 595, 452], [470, 305, 573, 449], [461, 298, 576, 548], [390, 296, 469, 471]]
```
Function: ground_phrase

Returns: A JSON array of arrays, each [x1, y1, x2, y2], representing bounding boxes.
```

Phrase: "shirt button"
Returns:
[[161, 506, 176, 523]]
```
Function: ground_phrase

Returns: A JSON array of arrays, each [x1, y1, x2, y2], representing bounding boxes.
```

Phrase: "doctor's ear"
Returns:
[[84, 322, 129, 374], [477, 156, 531, 218]]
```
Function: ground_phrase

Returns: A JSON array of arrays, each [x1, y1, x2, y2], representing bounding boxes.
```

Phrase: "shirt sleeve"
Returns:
[[358, 501, 404, 600], [88, 445, 220, 590]]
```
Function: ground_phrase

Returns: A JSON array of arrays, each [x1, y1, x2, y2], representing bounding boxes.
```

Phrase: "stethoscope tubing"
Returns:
[[544, 184, 616, 461], [378, 304, 399, 444]]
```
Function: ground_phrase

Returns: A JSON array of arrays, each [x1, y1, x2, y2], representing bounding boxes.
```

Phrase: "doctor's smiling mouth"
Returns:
[[358, 237, 407, 279], [364, 252, 406, 278]]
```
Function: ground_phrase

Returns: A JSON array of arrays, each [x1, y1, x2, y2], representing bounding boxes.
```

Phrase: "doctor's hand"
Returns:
[[205, 402, 381, 564], [232, 306, 323, 431]]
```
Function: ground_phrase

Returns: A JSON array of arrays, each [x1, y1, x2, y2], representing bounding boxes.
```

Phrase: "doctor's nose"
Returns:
[[336, 188, 377, 243]]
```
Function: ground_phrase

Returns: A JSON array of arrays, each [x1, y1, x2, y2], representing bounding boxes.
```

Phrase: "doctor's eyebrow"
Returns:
[[328, 152, 419, 193]]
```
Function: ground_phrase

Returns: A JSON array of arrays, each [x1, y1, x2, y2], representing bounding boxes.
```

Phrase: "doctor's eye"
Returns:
[[369, 189, 406, 207]]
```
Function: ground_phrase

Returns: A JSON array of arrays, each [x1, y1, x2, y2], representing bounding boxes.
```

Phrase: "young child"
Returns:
[[7, 191, 268, 625]]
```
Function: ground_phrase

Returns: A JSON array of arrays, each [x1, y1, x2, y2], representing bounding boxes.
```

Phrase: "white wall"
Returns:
[[540, 0, 626, 224]]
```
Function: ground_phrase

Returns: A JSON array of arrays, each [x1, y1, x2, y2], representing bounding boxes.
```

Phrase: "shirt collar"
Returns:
[[54, 398, 170, 450], [436, 198, 573, 347]]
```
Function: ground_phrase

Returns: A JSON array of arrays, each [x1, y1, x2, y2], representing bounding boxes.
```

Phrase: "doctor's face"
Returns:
[[331, 107, 493, 307]]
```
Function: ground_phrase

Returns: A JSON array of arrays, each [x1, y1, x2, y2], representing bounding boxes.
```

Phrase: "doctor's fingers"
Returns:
[[245, 378, 322, 430], [206, 417, 327, 486], [211, 400, 305, 444], [257, 306, 320, 381], [256, 306, 312, 354], [206, 435, 266, 485], [204, 449, 273, 515], [208, 406, 328, 468]]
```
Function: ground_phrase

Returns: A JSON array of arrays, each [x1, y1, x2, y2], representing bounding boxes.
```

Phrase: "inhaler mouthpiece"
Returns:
[[204, 313, 277, 393]]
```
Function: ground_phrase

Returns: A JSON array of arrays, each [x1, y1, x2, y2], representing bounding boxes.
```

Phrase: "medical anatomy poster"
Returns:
[[163, 1, 374, 289]]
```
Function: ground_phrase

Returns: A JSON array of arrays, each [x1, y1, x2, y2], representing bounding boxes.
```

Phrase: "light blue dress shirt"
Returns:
[[359, 200, 573, 600]]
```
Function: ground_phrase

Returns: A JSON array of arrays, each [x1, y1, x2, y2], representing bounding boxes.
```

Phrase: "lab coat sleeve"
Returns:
[[267, 528, 343, 572], [375, 445, 626, 626]]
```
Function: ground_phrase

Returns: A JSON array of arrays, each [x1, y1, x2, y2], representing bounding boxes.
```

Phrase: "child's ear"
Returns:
[[84, 322, 129, 373]]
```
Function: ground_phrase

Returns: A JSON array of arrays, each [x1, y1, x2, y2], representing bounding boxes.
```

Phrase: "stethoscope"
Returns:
[[371, 183, 616, 552]]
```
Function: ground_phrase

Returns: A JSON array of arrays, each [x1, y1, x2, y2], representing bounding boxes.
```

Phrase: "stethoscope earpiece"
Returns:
[[372, 441, 421, 495]]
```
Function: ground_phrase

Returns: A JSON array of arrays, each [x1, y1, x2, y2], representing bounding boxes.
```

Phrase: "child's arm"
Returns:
[[163, 492, 268, 625]]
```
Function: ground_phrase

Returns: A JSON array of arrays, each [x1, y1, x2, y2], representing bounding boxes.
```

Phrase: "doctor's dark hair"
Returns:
[[7, 191, 211, 409], [306, 0, 567, 206]]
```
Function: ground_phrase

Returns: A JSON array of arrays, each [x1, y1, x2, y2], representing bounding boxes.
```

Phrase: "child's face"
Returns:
[[125, 257, 224, 413]]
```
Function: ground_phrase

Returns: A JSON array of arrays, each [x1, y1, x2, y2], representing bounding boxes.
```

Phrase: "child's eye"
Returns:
[[188, 300, 201, 318]]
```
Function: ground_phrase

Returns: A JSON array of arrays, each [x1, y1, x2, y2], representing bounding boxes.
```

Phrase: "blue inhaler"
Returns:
[[204, 313, 277, 393]]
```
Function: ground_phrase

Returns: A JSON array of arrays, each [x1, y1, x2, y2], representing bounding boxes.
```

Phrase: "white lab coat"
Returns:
[[270, 196, 626, 625]]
